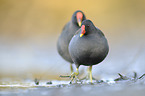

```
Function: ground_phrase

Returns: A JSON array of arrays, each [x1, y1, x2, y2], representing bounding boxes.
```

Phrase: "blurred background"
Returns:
[[0, 0, 145, 80]]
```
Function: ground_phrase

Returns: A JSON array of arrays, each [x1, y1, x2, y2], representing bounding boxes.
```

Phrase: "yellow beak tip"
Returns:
[[80, 34, 83, 37], [78, 22, 82, 27]]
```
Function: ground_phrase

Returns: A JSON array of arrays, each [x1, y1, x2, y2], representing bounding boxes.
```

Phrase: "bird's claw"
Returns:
[[60, 68, 79, 83], [59, 75, 71, 78], [59, 72, 78, 78]]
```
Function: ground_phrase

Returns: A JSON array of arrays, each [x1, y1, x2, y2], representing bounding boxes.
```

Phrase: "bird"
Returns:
[[68, 19, 109, 83], [57, 10, 86, 74]]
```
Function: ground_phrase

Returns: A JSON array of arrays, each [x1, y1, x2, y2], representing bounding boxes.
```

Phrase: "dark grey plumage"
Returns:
[[69, 20, 109, 68], [57, 10, 86, 63]]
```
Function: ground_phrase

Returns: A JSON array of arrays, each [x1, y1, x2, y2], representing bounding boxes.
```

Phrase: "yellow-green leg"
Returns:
[[89, 66, 92, 83], [70, 68, 79, 78], [60, 67, 79, 80], [69, 68, 79, 83], [70, 64, 73, 74], [87, 66, 90, 79]]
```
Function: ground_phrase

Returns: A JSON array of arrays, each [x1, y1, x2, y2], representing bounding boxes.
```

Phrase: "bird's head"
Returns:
[[72, 10, 86, 27], [80, 19, 95, 37]]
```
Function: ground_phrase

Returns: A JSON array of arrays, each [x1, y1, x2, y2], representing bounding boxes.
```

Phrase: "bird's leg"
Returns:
[[70, 68, 79, 78], [79, 66, 96, 81], [69, 68, 79, 83], [89, 66, 92, 83], [59, 64, 74, 78], [86, 66, 90, 80], [60, 68, 79, 78], [60, 67, 79, 83], [70, 64, 73, 74]]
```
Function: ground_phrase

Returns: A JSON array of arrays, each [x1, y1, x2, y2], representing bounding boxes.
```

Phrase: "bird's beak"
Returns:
[[80, 25, 85, 37], [77, 18, 82, 27], [80, 33, 84, 37], [76, 12, 83, 27]]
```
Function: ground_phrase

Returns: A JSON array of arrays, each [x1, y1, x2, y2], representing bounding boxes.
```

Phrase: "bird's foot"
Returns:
[[78, 76, 96, 84], [59, 75, 71, 78], [59, 72, 79, 84], [60, 68, 79, 84], [59, 71, 79, 78], [69, 71, 80, 84]]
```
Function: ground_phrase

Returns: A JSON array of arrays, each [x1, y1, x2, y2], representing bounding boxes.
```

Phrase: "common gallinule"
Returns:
[[69, 20, 109, 82], [57, 10, 86, 74]]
